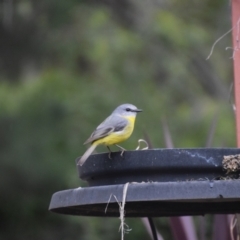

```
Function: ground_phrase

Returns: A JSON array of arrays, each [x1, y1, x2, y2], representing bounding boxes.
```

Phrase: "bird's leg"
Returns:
[[115, 144, 126, 157], [107, 146, 112, 159]]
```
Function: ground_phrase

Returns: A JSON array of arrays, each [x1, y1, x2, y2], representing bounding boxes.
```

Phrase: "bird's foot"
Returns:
[[107, 146, 112, 159], [115, 144, 126, 158]]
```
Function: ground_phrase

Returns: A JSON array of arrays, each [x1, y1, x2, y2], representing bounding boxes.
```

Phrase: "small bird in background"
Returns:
[[77, 103, 142, 166]]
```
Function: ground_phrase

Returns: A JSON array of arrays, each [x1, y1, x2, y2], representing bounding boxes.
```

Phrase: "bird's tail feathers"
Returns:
[[77, 144, 97, 166]]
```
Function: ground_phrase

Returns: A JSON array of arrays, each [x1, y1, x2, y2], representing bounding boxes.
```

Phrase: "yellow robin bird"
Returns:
[[77, 103, 142, 166]]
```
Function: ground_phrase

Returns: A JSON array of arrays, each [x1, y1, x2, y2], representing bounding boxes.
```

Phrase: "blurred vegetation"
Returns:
[[0, 0, 236, 239]]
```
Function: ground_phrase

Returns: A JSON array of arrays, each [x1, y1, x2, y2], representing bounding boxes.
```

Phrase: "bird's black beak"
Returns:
[[133, 108, 142, 112]]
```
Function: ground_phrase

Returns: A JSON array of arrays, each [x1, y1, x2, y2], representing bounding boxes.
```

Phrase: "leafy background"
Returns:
[[0, 0, 236, 239]]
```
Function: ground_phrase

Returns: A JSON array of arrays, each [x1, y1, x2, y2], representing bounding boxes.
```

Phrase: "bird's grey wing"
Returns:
[[84, 126, 114, 144], [84, 115, 127, 144], [97, 114, 128, 131]]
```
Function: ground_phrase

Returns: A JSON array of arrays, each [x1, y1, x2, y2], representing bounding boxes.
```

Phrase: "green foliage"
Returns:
[[0, 0, 236, 239]]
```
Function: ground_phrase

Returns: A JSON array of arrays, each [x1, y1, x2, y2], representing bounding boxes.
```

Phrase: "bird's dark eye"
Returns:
[[126, 108, 131, 112]]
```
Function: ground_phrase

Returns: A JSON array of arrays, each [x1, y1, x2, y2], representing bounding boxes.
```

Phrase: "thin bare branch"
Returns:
[[143, 131, 154, 149], [141, 218, 164, 240], [161, 117, 174, 148], [206, 27, 234, 60]]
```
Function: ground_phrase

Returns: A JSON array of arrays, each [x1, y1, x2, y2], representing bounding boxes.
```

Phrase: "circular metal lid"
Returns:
[[49, 148, 240, 217]]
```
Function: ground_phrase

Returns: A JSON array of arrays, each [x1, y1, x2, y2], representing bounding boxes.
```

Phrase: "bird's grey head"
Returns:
[[112, 103, 142, 116]]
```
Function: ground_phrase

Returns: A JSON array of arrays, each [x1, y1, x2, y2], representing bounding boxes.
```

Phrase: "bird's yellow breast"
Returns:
[[94, 116, 136, 146]]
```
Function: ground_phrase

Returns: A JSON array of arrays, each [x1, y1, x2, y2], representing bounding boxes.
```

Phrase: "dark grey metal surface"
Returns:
[[76, 148, 240, 186], [49, 148, 240, 217], [49, 180, 240, 217]]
